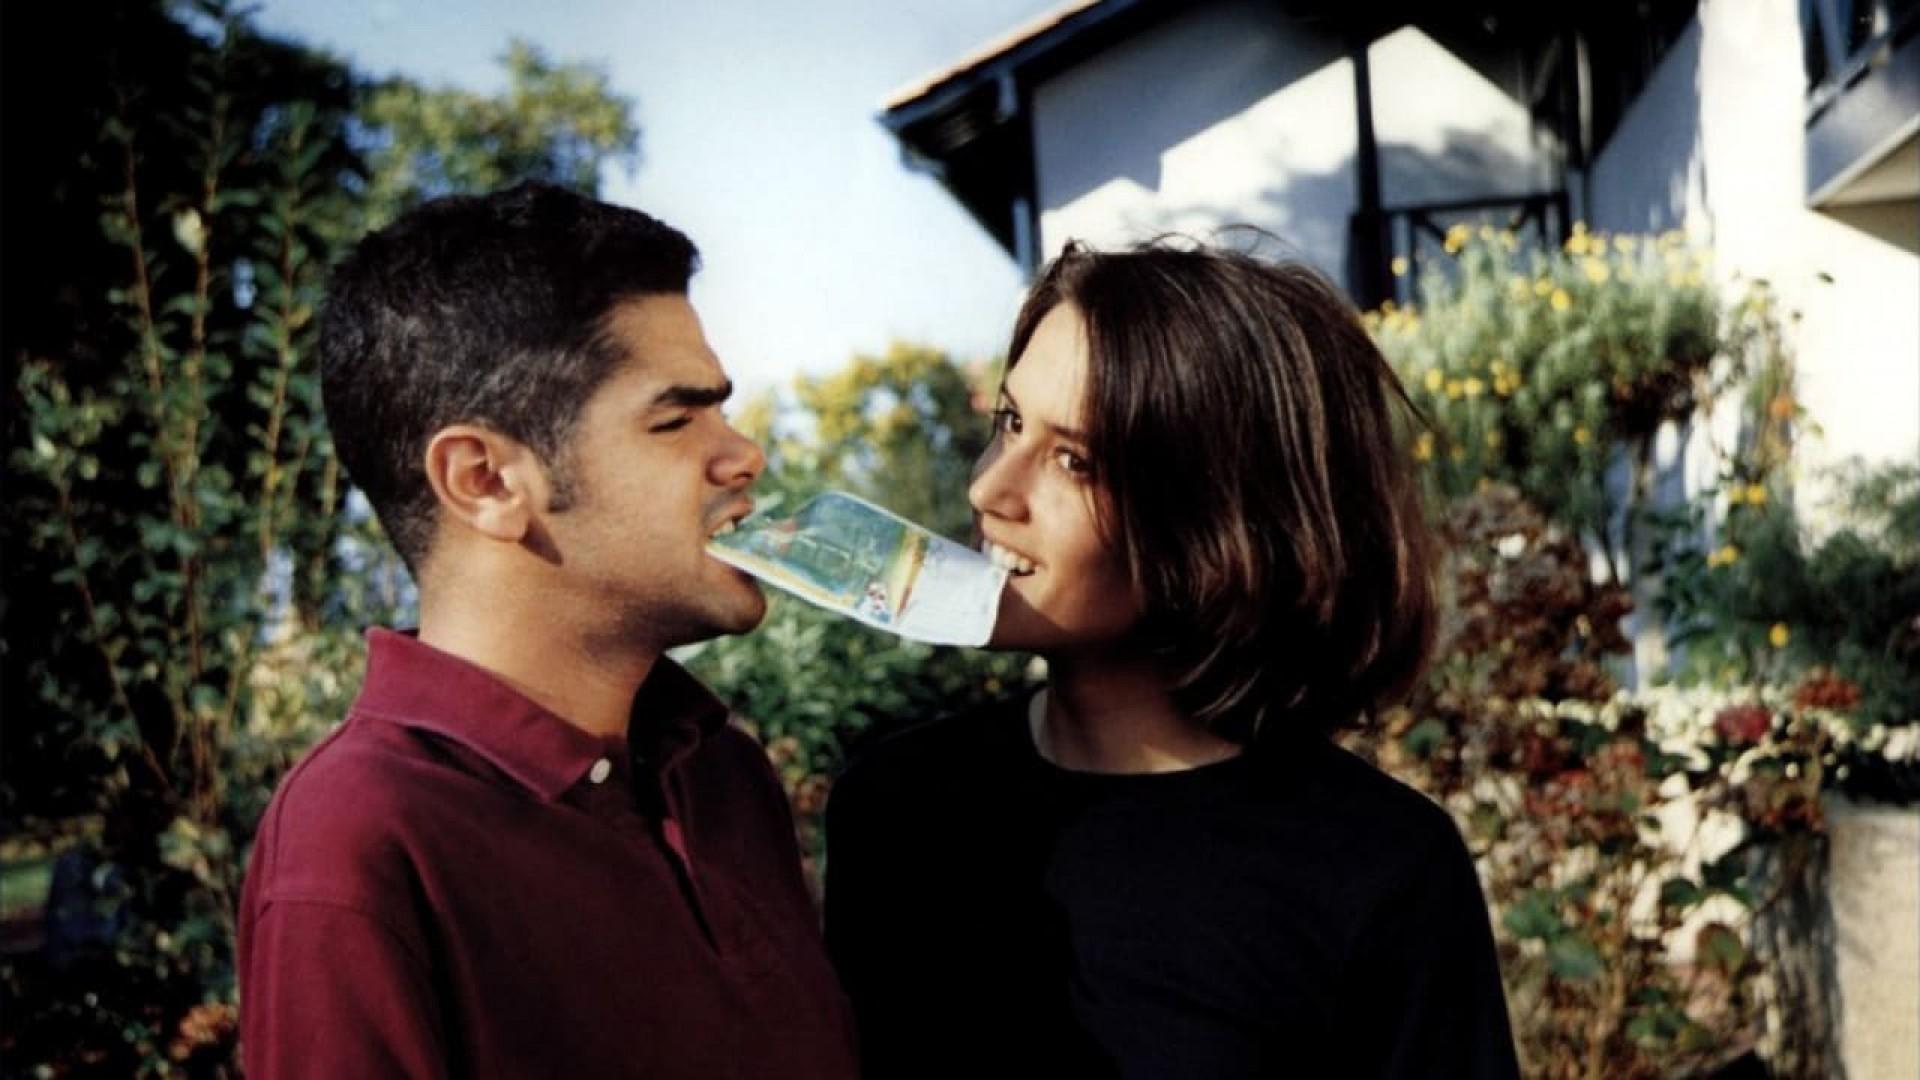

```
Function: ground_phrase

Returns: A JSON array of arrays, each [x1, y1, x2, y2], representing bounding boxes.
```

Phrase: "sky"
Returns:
[[249, 0, 1064, 401]]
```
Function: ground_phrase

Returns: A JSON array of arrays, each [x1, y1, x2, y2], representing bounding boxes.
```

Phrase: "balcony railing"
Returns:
[[1351, 191, 1572, 309]]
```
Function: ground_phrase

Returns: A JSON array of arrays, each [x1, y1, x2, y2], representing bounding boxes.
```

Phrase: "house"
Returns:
[[880, 0, 1916, 482]]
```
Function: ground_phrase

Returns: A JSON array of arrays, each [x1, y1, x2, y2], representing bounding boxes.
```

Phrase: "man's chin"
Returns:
[[713, 580, 768, 636]]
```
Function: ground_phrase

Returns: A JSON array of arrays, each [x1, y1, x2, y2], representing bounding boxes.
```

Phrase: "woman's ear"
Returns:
[[422, 424, 551, 545]]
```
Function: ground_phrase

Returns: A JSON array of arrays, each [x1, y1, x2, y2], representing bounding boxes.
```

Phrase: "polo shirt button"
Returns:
[[588, 758, 612, 784]]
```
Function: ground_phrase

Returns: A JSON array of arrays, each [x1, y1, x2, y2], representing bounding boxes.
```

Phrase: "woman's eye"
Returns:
[[1055, 448, 1093, 477], [991, 407, 1022, 436]]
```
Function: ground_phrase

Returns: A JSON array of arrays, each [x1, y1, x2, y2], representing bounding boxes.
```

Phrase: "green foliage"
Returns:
[[1371, 224, 1728, 576], [1651, 462, 1920, 737], [359, 40, 639, 229]]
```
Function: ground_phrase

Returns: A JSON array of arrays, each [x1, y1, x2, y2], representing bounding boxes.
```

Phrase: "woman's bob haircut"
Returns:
[[1006, 237, 1437, 744]]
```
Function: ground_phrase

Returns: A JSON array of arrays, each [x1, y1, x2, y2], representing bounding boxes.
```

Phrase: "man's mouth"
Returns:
[[983, 540, 1037, 577], [708, 504, 753, 539]]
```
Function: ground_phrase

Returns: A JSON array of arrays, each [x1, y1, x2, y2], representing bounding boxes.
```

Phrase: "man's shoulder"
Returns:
[[246, 717, 455, 907]]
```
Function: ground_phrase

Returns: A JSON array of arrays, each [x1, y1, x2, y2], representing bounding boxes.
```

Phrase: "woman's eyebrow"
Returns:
[[1001, 385, 1086, 442]]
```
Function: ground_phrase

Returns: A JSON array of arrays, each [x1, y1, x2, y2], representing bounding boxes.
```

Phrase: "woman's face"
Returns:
[[970, 302, 1142, 653]]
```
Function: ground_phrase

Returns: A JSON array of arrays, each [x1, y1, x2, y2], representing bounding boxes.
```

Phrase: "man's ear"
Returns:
[[422, 425, 551, 544]]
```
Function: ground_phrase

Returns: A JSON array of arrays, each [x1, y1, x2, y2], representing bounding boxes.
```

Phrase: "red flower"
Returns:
[[1714, 704, 1771, 745]]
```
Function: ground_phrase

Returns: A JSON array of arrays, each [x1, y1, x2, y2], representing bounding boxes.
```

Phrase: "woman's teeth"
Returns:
[[985, 541, 1035, 576]]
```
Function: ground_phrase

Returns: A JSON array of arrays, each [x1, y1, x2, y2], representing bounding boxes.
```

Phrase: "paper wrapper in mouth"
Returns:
[[705, 490, 1006, 647]]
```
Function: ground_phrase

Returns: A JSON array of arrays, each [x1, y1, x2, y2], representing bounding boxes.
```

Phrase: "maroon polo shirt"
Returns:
[[238, 629, 858, 1079]]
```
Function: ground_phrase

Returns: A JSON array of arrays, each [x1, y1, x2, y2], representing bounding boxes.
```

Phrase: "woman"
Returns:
[[824, 239, 1518, 1079]]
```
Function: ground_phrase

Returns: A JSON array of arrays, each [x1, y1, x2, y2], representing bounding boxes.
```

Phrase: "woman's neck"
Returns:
[[1034, 654, 1243, 774]]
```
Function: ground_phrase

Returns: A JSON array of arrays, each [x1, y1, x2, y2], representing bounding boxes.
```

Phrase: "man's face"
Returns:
[[538, 294, 767, 650]]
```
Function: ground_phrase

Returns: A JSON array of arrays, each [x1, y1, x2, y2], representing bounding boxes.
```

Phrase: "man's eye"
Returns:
[[651, 415, 694, 433], [991, 407, 1022, 435]]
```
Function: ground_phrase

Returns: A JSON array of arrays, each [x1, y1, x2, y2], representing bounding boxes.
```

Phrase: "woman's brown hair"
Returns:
[[1006, 238, 1436, 743]]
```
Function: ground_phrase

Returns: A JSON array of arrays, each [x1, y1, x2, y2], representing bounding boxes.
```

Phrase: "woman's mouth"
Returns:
[[983, 540, 1037, 577]]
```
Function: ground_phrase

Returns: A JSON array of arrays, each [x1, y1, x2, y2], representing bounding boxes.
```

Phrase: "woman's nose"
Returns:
[[968, 437, 1025, 521]]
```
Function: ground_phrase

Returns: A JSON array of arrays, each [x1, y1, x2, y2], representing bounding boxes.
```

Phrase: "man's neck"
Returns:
[[1036, 653, 1243, 775], [417, 588, 657, 741]]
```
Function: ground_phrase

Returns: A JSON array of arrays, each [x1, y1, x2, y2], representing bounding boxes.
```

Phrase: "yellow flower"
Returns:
[[1424, 369, 1444, 393], [1682, 271, 1703, 287], [1613, 235, 1637, 253], [1449, 445, 1467, 462], [1565, 233, 1590, 256], [1583, 258, 1611, 285], [1573, 426, 1591, 445], [1463, 377, 1485, 398], [1551, 288, 1573, 312], [1533, 278, 1554, 297], [1494, 375, 1515, 397], [1484, 430, 1503, 449], [1414, 432, 1434, 461], [1667, 270, 1688, 288], [1509, 276, 1530, 299], [1391, 256, 1409, 277], [1746, 484, 1768, 505], [1444, 223, 1472, 253], [1770, 622, 1790, 648], [1707, 544, 1741, 568], [1446, 379, 1465, 400], [1659, 229, 1685, 250], [1725, 485, 1745, 506]]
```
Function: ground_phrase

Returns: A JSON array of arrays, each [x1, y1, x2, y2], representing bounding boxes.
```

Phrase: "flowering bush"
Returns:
[[1369, 224, 1776, 583], [1346, 486, 1919, 1077]]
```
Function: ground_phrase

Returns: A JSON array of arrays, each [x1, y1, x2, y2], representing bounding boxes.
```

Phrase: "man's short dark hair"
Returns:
[[319, 181, 699, 571], [1007, 239, 1437, 743]]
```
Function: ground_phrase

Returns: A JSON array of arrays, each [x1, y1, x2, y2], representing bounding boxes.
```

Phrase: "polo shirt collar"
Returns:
[[352, 628, 729, 801]]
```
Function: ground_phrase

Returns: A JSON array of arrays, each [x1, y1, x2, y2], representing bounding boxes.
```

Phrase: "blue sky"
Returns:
[[250, 0, 1062, 399]]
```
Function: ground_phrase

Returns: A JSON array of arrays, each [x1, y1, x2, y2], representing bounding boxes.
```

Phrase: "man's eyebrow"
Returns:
[[650, 380, 733, 409], [998, 385, 1086, 443]]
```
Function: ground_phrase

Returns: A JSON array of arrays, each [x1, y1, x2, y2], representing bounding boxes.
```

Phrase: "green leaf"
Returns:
[[1659, 877, 1704, 910], [1547, 935, 1604, 982], [1402, 718, 1447, 758], [1501, 890, 1562, 940], [1696, 922, 1746, 973]]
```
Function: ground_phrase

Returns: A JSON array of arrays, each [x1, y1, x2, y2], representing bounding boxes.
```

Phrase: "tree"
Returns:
[[1, 3, 647, 1072], [358, 40, 639, 229]]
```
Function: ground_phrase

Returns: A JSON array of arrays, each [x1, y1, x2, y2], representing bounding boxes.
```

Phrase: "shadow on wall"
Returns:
[[1589, 18, 1704, 235], [1034, 2, 1345, 208], [1823, 200, 1920, 257], [1089, 123, 1549, 293]]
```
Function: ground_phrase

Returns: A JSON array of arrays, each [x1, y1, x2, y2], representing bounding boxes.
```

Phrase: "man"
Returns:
[[237, 183, 858, 1078]]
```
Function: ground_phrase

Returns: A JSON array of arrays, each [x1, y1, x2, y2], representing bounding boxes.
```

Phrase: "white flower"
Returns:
[[1884, 725, 1920, 763], [1495, 533, 1527, 560], [172, 208, 206, 255], [1697, 809, 1747, 865]]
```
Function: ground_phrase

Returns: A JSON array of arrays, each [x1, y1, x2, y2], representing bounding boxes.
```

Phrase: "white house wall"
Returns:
[[1591, 0, 1920, 494], [1030, 0, 1554, 282]]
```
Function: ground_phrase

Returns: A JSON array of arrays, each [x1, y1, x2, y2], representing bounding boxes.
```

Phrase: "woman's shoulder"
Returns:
[[1256, 732, 1473, 869], [830, 694, 1033, 809]]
